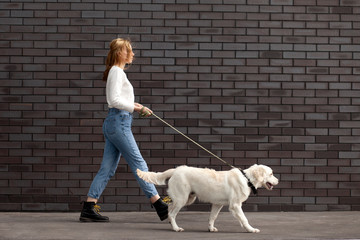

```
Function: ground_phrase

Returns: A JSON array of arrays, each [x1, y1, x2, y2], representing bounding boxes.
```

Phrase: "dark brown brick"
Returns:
[[1, 0, 360, 212]]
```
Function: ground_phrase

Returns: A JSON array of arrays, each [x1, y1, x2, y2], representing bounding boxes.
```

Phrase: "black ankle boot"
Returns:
[[152, 198, 168, 221], [79, 201, 109, 222]]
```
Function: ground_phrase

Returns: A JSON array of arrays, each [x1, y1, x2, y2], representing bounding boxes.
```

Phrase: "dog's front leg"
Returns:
[[208, 204, 223, 232], [229, 203, 260, 233]]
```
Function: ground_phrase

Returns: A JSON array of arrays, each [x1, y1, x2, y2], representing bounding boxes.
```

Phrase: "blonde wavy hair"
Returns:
[[102, 38, 133, 82]]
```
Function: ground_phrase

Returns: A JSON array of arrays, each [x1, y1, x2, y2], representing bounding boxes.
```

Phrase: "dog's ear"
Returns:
[[252, 166, 266, 183]]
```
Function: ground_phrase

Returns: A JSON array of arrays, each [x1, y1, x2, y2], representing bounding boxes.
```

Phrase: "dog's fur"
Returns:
[[137, 164, 278, 233]]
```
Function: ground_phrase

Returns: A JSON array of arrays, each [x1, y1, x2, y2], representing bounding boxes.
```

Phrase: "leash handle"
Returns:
[[151, 112, 236, 169]]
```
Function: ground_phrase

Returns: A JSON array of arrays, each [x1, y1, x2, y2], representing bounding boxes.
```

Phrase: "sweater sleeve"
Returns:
[[106, 68, 135, 113]]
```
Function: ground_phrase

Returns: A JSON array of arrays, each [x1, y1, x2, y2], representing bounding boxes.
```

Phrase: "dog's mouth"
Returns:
[[265, 182, 274, 190]]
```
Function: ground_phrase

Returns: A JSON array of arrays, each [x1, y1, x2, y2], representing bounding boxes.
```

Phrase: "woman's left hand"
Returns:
[[135, 103, 153, 117]]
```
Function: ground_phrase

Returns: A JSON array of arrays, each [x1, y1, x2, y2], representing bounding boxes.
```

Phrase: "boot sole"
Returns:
[[159, 214, 168, 221], [79, 217, 109, 222]]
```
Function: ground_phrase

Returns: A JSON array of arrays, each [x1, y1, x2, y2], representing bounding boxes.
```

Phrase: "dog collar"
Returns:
[[240, 169, 258, 195]]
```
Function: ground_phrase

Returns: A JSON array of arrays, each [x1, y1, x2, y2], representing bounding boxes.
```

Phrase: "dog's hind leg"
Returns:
[[208, 204, 223, 232], [168, 201, 185, 232], [229, 203, 260, 233], [167, 184, 188, 232]]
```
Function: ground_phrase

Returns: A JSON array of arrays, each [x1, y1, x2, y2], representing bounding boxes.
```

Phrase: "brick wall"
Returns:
[[1, 0, 359, 212]]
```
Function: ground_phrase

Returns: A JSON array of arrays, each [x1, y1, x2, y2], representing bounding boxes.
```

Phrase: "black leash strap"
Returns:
[[240, 170, 258, 195]]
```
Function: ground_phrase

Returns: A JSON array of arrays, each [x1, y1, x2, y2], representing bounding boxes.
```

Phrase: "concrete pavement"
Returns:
[[0, 211, 359, 240]]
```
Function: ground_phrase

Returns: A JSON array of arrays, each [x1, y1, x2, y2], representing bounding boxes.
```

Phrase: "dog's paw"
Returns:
[[209, 227, 218, 232], [174, 227, 184, 232], [246, 227, 260, 233]]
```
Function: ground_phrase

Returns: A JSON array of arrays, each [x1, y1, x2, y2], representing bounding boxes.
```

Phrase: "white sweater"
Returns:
[[106, 66, 135, 113]]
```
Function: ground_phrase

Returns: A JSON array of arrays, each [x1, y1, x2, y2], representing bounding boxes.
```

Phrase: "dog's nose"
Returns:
[[271, 176, 279, 185]]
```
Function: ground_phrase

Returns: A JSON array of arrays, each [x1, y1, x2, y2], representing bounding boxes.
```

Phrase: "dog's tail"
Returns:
[[136, 168, 176, 185]]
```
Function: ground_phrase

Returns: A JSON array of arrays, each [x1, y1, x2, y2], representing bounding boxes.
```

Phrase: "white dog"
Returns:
[[137, 164, 279, 233]]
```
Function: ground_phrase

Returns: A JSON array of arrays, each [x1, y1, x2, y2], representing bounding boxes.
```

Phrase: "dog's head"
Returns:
[[249, 164, 279, 190]]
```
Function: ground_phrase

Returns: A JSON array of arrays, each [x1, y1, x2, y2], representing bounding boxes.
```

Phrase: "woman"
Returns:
[[79, 38, 168, 222]]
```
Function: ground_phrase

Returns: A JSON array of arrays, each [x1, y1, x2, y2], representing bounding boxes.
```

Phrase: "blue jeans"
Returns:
[[87, 108, 158, 199]]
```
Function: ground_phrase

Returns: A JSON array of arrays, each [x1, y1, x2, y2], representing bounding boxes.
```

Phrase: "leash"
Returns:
[[151, 112, 236, 169], [144, 111, 257, 195]]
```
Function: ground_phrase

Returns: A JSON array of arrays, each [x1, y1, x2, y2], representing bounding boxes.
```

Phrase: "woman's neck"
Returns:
[[117, 63, 125, 69]]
